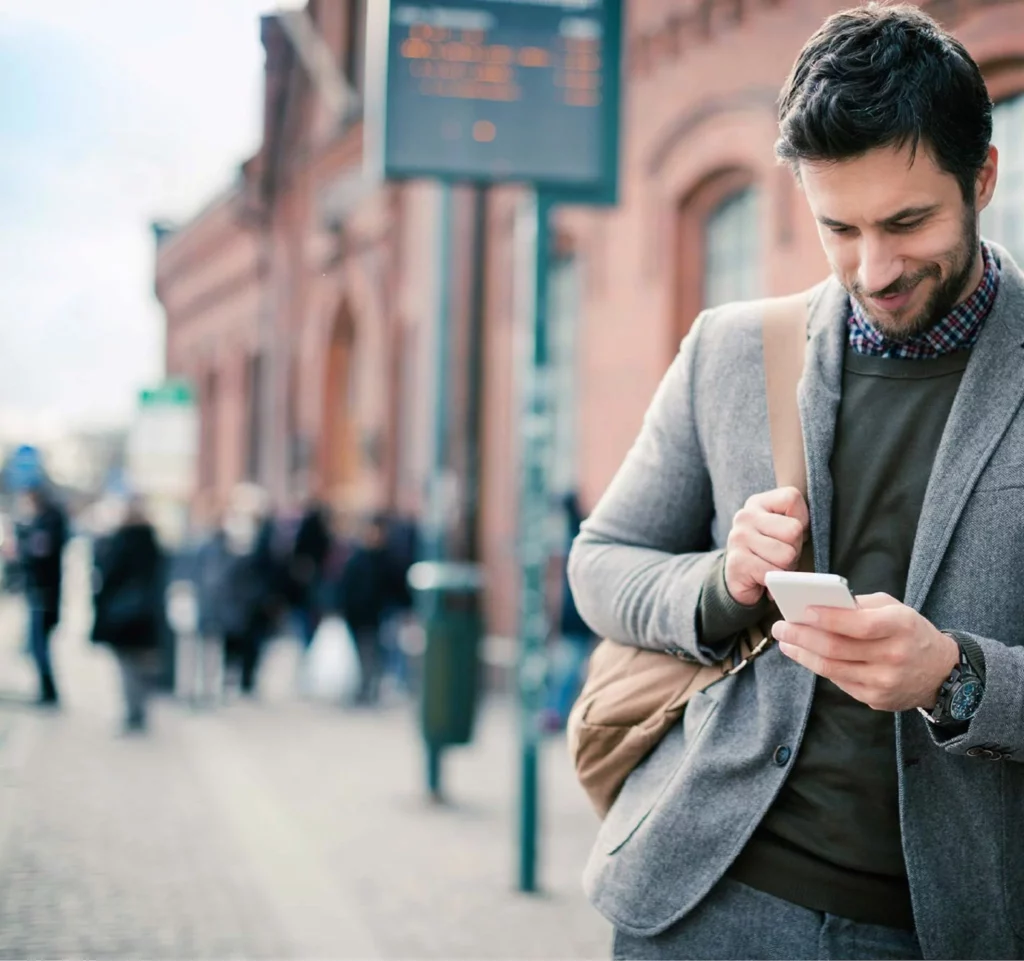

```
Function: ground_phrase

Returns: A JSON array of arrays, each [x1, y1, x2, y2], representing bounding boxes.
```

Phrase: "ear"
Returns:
[[976, 144, 999, 213]]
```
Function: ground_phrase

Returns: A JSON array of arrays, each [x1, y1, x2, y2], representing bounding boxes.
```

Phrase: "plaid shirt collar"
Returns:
[[848, 242, 999, 359]]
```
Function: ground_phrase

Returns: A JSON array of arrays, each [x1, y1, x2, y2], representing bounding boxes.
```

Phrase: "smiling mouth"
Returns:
[[867, 284, 917, 312]]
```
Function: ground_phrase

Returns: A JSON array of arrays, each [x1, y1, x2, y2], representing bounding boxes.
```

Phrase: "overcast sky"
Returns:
[[0, 0, 278, 438]]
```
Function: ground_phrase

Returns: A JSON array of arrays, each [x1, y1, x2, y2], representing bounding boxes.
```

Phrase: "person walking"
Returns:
[[336, 514, 391, 705], [543, 492, 596, 732], [289, 497, 333, 650], [569, 5, 1024, 959], [219, 484, 279, 697], [17, 482, 68, 706], [91, 497, 165, 732]]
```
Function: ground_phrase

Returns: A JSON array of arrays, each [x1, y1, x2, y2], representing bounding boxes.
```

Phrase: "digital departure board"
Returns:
[[379, 0, 622, 197]]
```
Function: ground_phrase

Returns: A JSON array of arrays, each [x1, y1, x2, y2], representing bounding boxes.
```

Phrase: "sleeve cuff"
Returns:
[[951, 631, 987, 684], [698, 553, 772, 656]]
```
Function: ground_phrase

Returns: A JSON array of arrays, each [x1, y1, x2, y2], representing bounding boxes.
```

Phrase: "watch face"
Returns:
[[951, 678, 984, 721]]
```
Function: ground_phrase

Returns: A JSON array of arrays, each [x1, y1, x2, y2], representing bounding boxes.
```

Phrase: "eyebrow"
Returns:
[[818, 204, 942, 229]]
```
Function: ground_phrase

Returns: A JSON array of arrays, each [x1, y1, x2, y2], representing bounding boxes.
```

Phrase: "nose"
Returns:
[[857, 235, 904, 296]]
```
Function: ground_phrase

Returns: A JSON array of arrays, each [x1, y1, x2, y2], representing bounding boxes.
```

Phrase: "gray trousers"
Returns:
[[117, 650, 155, 725], [612, 877, 922, 961]]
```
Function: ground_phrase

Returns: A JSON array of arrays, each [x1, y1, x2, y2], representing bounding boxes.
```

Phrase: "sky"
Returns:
[[0, 0, 281, 439]]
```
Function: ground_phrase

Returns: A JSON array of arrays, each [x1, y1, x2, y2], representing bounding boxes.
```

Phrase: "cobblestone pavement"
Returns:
[[0, 542, 610, 960]]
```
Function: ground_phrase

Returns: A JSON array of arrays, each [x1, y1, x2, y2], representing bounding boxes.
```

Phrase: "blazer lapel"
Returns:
[[904, 243, 1024, 611], [798, 277, 850, 574]]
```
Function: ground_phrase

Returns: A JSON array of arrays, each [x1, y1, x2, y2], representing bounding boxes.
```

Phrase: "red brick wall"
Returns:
[[155, 0, 1024, 640]]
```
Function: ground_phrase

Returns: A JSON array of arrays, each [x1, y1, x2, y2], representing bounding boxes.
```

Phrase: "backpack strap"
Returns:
[[761, 290, 813, 573], [762, 291, 810, 496]]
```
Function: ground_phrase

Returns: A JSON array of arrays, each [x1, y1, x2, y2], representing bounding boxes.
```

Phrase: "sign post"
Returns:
[[513, 188, 554, 893], [373, 0, 622, 892]]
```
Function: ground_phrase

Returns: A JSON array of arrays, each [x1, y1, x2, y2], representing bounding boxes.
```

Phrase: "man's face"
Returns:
[[800, 143, 997, 340]]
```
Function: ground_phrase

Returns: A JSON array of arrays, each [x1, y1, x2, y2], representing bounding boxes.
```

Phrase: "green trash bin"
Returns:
[[408, 561, 485, 749]]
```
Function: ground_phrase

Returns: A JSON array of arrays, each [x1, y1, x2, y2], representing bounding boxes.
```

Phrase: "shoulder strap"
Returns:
[[761, 292, 810, 497]]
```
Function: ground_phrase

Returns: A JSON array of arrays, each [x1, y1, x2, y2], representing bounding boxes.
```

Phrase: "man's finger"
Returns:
[[753, 512, 805, 547], [748, 533, 800, 571], [811, 603, 896, 639], [757, 486, 808, 519], [777, 641, 866, 684], [772, 622, 871, 662], [851, 592, 899, 610]]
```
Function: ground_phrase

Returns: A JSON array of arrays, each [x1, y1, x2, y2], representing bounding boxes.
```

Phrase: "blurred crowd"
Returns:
[[1, 478, 419, 733], [0, 477, 595, 738]]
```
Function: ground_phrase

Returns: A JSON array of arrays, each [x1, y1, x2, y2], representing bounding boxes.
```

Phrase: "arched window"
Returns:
[[982, 93, 1024, 265], [704, 186, 761, 308]]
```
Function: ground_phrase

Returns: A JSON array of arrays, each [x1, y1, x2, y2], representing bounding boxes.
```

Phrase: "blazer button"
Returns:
[[773, 745, 792, 766]]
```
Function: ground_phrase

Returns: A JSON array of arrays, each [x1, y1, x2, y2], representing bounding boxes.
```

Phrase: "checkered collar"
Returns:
[[848, 242, 1000, 359]]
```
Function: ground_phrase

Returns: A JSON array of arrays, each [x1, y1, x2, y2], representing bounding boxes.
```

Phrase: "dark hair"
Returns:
[[776, 2, 992, 202]]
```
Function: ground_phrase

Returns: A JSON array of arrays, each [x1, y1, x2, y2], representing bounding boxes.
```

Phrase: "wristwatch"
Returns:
[[920, 637, 985, 726]]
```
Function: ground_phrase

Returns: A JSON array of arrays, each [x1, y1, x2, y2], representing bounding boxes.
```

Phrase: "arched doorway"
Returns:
[[320, 304, 359, 502]]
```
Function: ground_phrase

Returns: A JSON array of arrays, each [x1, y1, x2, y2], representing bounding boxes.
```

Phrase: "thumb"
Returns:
[[852, 592, 900, 610]]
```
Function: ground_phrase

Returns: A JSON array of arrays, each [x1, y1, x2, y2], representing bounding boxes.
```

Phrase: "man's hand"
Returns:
[[771, 594, 961, 712], [724, 486, 809, 607]]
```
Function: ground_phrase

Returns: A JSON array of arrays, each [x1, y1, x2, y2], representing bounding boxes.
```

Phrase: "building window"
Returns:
[[703, 186, 761, 308], [982, 93, 1024, 265], [548, 253, 582, 498]]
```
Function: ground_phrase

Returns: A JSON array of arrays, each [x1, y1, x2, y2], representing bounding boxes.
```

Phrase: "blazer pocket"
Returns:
[[974, 461, 1024, 493], [599, 691, 719, 856]]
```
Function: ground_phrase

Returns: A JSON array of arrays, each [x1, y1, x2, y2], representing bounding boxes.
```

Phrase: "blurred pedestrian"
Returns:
[[542, 492, 596, 732], [219, 484, 279, 697], [379, 513, 418, 695], [16, 482, 68, 706], [184, 493, 228, 706], [289, 497, 332, 649], [336, 514, 391, 705], [91, 495, 165, 732]]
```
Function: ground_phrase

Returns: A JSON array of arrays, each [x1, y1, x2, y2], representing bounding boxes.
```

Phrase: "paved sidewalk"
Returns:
[[0, 544, 610, 960]]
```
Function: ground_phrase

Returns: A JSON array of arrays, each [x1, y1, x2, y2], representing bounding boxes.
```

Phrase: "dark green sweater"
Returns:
[[702, 347, 972, 930]]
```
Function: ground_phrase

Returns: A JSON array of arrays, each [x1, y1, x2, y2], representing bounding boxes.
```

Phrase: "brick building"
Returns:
[[153, 0, 1024, 639]]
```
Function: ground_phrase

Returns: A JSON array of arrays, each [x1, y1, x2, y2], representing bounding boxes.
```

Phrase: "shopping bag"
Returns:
[[305, 615, 361, 702]]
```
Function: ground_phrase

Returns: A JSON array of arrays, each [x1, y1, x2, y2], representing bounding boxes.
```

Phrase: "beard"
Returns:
[[848, 208, 980, 342]]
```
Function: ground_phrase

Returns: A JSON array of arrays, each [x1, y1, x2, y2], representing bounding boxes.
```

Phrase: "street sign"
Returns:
[[376, 0, 622, 200], [126, 379, 199, 501], [369, 0, 625, 896]]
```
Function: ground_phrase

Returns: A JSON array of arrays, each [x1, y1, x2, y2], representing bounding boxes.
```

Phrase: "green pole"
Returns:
[[424, 181, 455, 800], [517, 189, 554, 893]]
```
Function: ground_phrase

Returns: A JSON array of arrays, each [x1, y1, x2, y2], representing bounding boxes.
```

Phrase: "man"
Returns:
[[18, 483, 68, 705], [569, 5, 1024, 959], [289, 497, 332, 649], [336, 514, 391, 705], [543, 492, 597, 731]]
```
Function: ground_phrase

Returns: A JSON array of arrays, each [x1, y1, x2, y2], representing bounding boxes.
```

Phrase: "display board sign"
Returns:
[[375, 0, 622, 200], [126, 380, 199, 500]]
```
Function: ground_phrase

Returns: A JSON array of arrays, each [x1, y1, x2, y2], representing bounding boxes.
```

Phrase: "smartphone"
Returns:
[[764, 571, 858, 625]]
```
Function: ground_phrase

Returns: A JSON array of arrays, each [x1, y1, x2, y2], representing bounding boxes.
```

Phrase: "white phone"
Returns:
[[764, 571, 858, 625]]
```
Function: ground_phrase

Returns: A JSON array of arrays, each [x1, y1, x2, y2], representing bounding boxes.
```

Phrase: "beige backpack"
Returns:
[[567, 292, 812, 818]]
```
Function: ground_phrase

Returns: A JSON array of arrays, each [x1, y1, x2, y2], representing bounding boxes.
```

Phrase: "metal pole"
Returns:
[[516, 189, 554, 893], [426, 182, 454, 562], [424, 181, 455, 800], [462, 184, 488, 562]]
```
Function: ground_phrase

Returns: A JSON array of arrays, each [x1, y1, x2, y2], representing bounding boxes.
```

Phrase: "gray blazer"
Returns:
[[568, 241, 1024, 960]]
